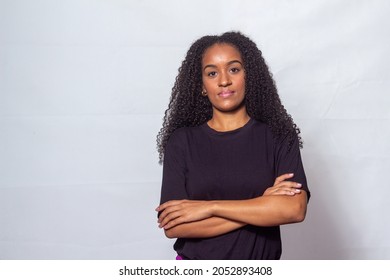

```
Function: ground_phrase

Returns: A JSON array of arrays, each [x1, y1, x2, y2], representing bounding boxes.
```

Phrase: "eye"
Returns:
[[207, 71, 217, 77], [230, 67, 241, 73]]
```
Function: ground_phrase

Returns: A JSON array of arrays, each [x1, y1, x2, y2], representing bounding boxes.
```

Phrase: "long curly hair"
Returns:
[[157, 31, 302, 163]]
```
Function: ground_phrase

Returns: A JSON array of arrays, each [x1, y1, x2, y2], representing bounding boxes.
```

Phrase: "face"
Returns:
[[201, 43, 246, 114]]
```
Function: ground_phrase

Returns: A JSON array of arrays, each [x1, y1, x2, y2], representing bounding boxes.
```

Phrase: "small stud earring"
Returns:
[[201, 90, 207, 97]]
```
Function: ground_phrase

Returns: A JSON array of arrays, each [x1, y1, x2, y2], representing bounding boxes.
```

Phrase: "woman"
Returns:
[[156, 31, 310, 260]]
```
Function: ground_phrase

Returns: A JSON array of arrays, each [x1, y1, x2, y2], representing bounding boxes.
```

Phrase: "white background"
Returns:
[[0, 0, 389, 260]]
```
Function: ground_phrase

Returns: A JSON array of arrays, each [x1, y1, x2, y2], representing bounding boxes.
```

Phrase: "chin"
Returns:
[[215, 101, 246, 113]]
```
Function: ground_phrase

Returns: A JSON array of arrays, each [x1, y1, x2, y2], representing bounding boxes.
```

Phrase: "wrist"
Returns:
[[209, 200, 219, 217]]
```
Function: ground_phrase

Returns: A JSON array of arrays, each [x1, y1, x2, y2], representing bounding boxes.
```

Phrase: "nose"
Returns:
[[218, 72, 232, 87]]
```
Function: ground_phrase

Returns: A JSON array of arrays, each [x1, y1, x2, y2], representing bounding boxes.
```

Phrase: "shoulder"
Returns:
[[251, 119, 299, 150], [170, 125, 202, 138], [167, 125, 203, 146], [274, 128, 301, 157]]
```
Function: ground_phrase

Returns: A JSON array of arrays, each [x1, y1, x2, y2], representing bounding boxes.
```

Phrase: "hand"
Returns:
[[263, 173, 302, 196], [156, 200, 212, 230]]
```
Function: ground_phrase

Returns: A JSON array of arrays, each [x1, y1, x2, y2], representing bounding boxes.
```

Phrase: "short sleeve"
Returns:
[[274, 133, 310, 201], [159, 130, 189, 206]]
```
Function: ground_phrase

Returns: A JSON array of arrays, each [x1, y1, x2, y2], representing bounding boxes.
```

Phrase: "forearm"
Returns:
[[212, 191, 308, 227], [157, 186, 307, 232], [164, 216, 246, 239]]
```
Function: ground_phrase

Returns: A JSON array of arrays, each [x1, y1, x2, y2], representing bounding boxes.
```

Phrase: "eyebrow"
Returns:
[[203, 60, 243, 71]]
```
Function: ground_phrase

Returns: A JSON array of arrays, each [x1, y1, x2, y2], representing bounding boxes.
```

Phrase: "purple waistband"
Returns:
[[175, 255, 183, 260]]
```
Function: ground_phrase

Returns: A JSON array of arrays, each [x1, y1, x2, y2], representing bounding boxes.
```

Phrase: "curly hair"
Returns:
[[157, 31, 302, 163]]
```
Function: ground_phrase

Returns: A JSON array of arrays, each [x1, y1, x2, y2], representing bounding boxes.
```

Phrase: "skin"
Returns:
[[202, 43, 249, 131], [156, 43, 308, 239]]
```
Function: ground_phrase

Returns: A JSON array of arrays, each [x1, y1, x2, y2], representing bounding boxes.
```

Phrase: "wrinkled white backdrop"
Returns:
[[1, 0, 389, 260]]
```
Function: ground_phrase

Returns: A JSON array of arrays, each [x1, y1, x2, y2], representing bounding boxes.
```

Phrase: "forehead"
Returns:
[[202, 43, 242, 65]]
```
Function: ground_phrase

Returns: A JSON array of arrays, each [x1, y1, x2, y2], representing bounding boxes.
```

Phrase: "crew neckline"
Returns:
[[202, 118, 255, 136]]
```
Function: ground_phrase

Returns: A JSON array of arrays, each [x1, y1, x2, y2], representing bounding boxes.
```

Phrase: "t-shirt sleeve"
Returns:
[[159, 130, 189, 206], [274, 132, 310, 201]]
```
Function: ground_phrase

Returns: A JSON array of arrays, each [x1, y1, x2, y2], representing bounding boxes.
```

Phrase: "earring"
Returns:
[[201, 90, 207, 97]]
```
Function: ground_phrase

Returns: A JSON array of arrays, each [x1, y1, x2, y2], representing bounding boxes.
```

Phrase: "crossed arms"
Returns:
[[156, 173, 308, 239]]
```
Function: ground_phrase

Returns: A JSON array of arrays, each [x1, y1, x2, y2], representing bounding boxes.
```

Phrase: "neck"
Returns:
[[207, 108, 250, 132]]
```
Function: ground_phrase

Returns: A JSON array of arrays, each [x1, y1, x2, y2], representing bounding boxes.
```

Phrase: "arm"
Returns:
[[158, 174, 307, 236], [212, 173, 307, 226], [212, 190, 307, 227], [163, 216, 246, 239]]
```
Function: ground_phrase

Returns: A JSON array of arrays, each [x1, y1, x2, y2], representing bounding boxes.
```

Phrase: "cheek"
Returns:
[[237, 78, 246, 92], [202, 77, 210, 90], [203, 80, 216, 93], [241, 75, 246, 91]]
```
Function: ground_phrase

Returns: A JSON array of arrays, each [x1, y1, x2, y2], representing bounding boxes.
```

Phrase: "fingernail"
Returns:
[[295, 189, 301, 193], [297, 183, 302, 188]]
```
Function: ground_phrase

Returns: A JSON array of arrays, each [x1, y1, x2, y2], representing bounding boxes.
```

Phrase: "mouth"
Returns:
[[218, 90, 235, 98]]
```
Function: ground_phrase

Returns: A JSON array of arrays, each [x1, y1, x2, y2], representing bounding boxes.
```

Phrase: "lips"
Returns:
[[218, 90, 235, 98]]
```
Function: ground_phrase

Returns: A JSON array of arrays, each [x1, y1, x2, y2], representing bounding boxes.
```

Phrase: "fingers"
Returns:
[[264, 181, 302, 196], [156, 199, 186, 212], [274, 173, 294, 185], [156, 200, 211, 229], [276, 183, 302, 195], [270, 173, 303, 196], [278, 181, 302, 195], [159, 207, 183, 229], [156, 200, 191, 229], [157, 202, 183, 224]]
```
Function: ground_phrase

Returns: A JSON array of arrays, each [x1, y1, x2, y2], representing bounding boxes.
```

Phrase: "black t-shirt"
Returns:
[[160, 119, 310, 259]]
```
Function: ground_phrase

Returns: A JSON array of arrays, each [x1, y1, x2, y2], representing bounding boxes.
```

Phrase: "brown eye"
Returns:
[[207, 71, 217, 77], [230, 67, 240, 73]]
